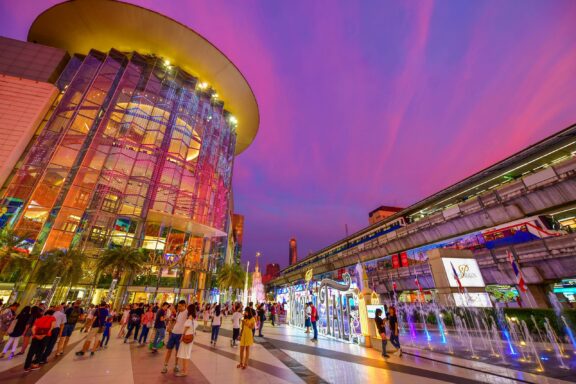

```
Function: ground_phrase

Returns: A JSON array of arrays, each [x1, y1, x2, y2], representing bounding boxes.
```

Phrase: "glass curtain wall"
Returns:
[[1, 49, 236, 301]]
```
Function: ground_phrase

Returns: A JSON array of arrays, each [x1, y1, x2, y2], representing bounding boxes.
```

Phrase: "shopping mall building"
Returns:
[[0, 0, 258, 305]]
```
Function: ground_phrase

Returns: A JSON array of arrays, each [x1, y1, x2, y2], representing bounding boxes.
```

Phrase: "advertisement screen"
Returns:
[[366, 304, 385, 319], [452, 292, 493, 307], [442, 258, 485, 288]]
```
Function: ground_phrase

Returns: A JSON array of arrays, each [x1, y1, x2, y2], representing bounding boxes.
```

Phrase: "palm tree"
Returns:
[[96, 246, 147, 279], [97, 247, 148, 307], [34, 248, 85, 286], [0, 228, 32, 276], [217, 262, 246, 301]]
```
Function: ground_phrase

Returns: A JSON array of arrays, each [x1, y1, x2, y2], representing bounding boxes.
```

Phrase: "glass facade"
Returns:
[[1, 49, 237, 294]]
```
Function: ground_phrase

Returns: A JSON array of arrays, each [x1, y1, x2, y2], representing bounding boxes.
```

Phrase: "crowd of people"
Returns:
[[0, 298, 284, 375]]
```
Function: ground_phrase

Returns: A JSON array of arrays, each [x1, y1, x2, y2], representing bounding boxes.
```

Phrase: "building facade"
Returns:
[[368, 205, 404, 225], [0, 0, 258, 305]]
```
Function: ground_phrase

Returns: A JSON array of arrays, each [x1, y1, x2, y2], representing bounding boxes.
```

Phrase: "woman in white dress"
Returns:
[[176, 304, 196, 377]]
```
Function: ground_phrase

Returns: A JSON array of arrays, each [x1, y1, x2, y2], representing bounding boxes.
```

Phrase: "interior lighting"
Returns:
[[164, 59, 171, 66], [198, 82, 208, 90], [229, 115, 238, 126]]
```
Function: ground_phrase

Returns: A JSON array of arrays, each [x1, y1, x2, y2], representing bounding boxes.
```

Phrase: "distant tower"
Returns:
[[250, 252, 265, 303], [289, 238, 298, 265]]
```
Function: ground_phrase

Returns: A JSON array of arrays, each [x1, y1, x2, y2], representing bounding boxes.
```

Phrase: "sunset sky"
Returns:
[[1, 0, 575, 270]]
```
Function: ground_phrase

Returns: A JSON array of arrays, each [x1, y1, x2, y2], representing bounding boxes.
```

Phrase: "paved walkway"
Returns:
[[0, 321, 573, 383]]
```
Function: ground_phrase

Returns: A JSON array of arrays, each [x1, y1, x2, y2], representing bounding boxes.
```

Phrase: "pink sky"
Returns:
[[1, 0, 575, 269]]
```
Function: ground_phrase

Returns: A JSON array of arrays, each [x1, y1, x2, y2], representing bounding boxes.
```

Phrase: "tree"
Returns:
[[96, 247, 148, 279], [0, 228, 32, 276], [34, 248, 85, 286], [216, 262, 245, 291]]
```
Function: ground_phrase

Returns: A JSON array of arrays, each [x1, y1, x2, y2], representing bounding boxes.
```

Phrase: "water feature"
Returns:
[[543, 318, 570, 369]]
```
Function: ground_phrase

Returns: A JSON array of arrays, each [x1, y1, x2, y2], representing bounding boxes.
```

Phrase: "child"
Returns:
[[101, 316, 113, 349]]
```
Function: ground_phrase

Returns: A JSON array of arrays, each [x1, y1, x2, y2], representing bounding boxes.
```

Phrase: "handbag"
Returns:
[[182, 333, 194, 344]]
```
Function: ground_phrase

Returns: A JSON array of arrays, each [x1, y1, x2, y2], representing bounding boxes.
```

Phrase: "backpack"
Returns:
[[67, 308, 81, 324], [0, 308, 14, 330]]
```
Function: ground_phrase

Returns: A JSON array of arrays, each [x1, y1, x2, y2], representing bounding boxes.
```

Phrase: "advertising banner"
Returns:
[[442, 257, 485, 288]]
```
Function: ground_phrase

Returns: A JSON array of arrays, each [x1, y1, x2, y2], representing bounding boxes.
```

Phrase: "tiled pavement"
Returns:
[[0, 321, 573, 384]]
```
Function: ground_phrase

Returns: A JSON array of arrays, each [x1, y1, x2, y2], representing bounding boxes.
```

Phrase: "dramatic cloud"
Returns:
[[1, 0, 575, 269]]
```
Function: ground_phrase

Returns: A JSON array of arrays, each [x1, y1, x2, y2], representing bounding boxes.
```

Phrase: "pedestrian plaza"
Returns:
[[1, 321, 572, 384]]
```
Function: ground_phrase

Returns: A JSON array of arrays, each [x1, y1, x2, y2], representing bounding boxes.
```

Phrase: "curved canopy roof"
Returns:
[[28, 0, 259, 155]]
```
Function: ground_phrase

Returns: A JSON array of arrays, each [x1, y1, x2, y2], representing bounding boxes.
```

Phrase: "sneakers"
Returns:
[[174, 366, 180, 373], [75, 351, 85, 356], [161, 365, 168, 374], [382, 353, 391, 358]]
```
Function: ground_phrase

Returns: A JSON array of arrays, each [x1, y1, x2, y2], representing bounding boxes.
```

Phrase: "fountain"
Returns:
[[543, 318, 569, 369], [521, 320, 545, 372]]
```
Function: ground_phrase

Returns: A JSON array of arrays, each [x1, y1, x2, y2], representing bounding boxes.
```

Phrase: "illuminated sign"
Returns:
[[452, 292, 493, 307], [442, 258, 485, 288], [305, 269, 313, 282], [366, 304, 385, 319]]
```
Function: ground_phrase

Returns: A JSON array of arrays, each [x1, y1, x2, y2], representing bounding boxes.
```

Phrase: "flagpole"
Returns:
[[508, 249, 535, 308]]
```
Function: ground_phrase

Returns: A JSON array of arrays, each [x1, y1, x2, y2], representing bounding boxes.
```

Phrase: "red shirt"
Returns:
[[34, 315, 56, 336]]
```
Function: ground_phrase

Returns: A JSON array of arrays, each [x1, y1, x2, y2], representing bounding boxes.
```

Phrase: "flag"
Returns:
[[450, 262, 464, 293], [507, 251, 527, 292], [414, 276, 423, 292]]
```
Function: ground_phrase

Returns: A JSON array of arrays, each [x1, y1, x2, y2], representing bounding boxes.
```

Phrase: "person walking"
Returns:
[[0, 306, 30, 359], [210, 304, 223, 346], [175, 304, 196, 377], [138, 305, 154, 346], [151, 302, 169, 353], [24, 309, 55, 372], [81, 304, 95, 333], [388, 306, 402, 356], [230, 305, 242, 347], [374, 308, 389, 358], [124, 303, 143, 343], [257, 304, 265, 337], [56, 300, 83, 356], [39, 305, 66, 363], [202, 303, 210, 332], [101, 315, 113, 349], [309, 302, 318, 342], [270, 303, 276, 327], [161, 300, 187, 374], [117, 305, 130, 338], [0, 302, 19, 343], [75, 302, 108, 356], [304, 302, 311, 334], [238, 307, 255, 369]]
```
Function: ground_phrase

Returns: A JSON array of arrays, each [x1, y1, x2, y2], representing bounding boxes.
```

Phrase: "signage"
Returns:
[[305, 268, 313, 282], [442, 258, 485, 288], [452, 292, 493, 307], [392, 254, 400, 269], [400, 252, 408, 267], [366, 304, 385, 319]]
